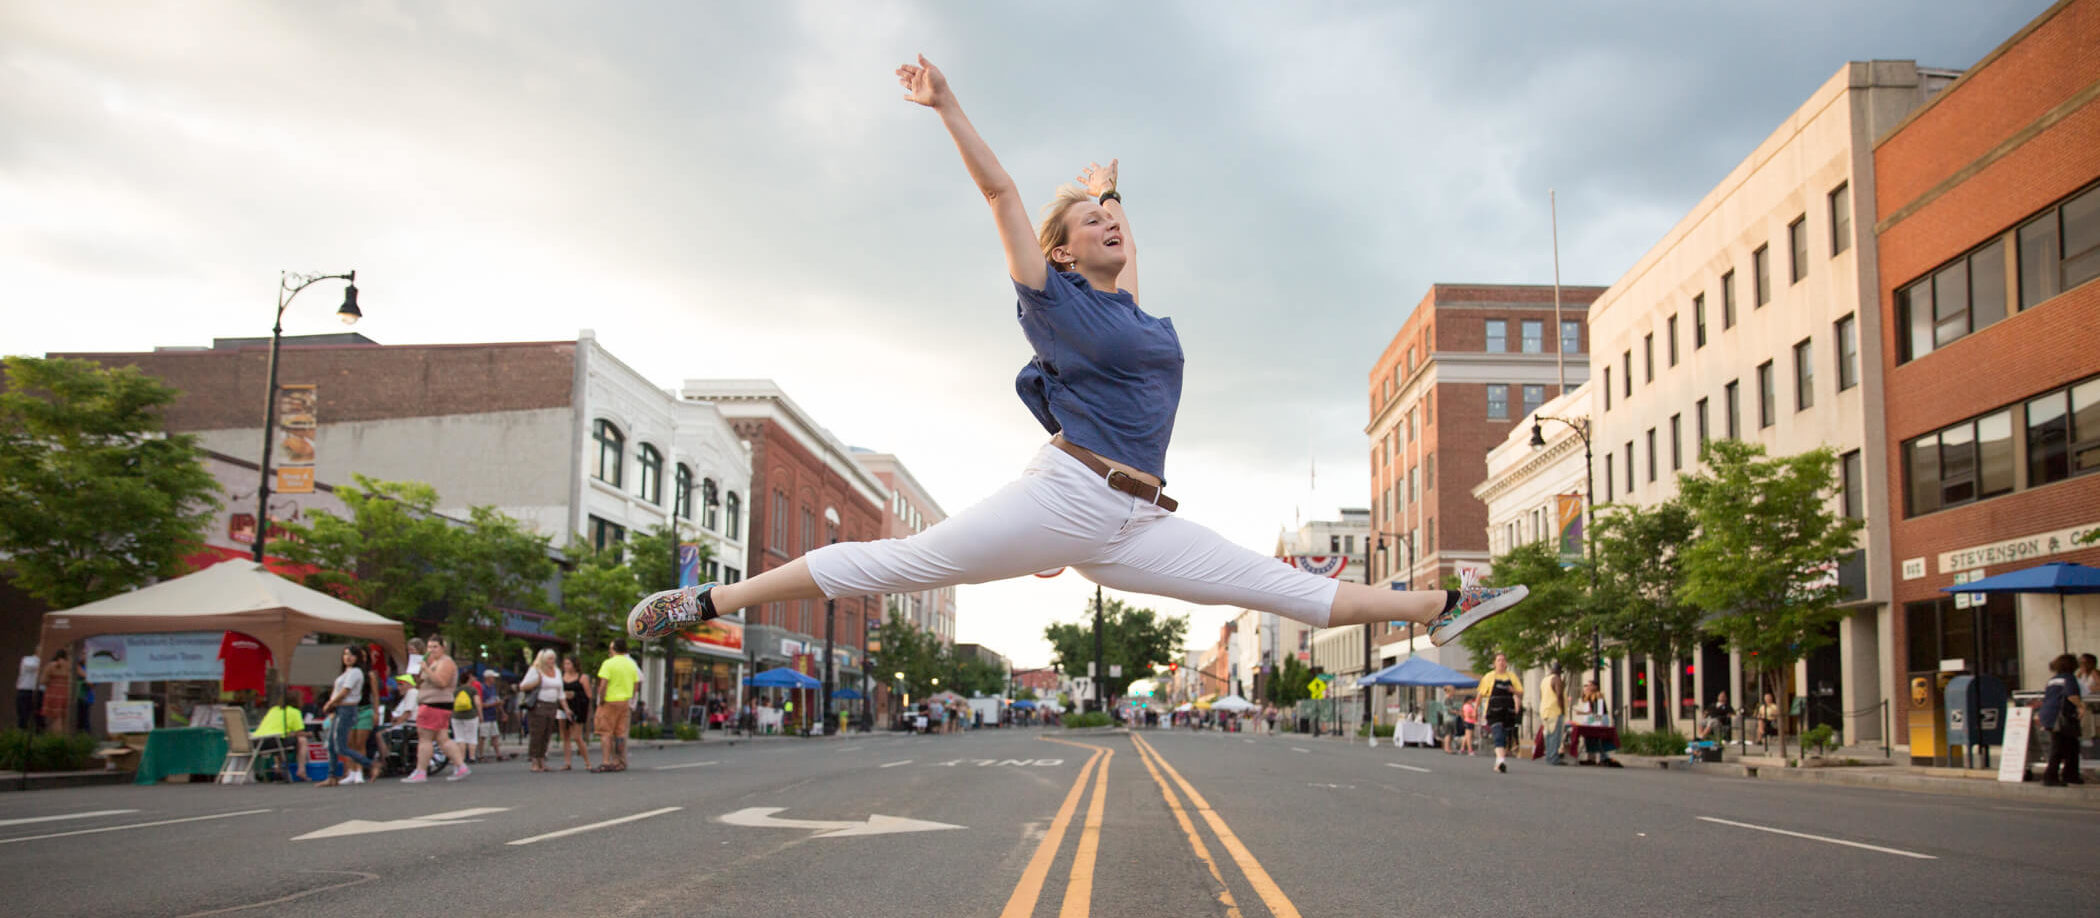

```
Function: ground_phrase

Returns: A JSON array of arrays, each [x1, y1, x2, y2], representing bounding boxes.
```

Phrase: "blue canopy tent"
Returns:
[[745, 667, 821, 689], [1009, 699, 1039, 709], [830, 686, 863, 700], [1358, 656, 1477, 687], [1942, 561, 2100, 653]]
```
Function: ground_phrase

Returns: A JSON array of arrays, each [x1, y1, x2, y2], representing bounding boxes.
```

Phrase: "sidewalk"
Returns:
[[0, 769, 133, 792], [1639, 739, 2100, 808]]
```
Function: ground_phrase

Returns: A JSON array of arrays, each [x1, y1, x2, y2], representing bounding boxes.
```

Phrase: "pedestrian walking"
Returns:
[[402, 636, 470, 783], [1430, 686, 1454, 754], [1477, 653, 1523, 773], [594, 640, 642, 772], [559, 656, 594, 771], [16, 651, 40, 732], [451, 668, 484, 764], [2038, 653, 2085, 787], [479, 669, 507, 761], [520, 650, 563, 773], [39, 649, 72, 732], [318, 645, 374, 787], [624, 55, 1531, 656], [1459, 695, 1477, 756], [1540, 664, 1568, 766]]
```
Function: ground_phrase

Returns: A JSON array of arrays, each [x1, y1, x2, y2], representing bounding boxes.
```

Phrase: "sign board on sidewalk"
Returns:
[[106, 700, 154, 734], [1997, 705, 2033, 783]]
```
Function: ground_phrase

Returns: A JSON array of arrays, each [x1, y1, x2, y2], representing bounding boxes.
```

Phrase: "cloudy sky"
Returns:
[[1, 1, 2051, 668]]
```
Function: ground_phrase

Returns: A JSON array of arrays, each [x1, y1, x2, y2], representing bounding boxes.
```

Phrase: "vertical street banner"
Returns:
[[1556, 493, 1585, 562], [275, 384, 317, 494], [678, 542, 703, 588]]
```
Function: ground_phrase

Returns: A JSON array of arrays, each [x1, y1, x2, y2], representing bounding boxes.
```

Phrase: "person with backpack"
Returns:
[[450, 666, 484, 765], [1476, 652, 1524, 774]]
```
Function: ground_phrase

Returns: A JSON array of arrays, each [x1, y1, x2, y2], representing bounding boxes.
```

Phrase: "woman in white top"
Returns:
[[519, 650, 565, 773], [319, 645, 373, 787]]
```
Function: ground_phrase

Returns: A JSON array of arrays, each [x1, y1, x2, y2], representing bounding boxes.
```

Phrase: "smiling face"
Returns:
[[1050, 202, 1127, 275]]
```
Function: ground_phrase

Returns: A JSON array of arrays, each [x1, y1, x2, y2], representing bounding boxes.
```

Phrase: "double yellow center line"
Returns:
[[1001, 733, 1301, 918]]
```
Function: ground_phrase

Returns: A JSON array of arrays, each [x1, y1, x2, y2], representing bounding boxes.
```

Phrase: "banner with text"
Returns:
[[275, 384, 317, 494], [83, 632, 225, 682]]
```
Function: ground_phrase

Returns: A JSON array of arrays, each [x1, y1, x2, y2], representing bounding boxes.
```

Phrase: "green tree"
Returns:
[[1266, 654, 1314, 707], [1587, 498, 1703, 729], [0, 356, 220, 608], [1463, 541, 1593, 676], [554, 526, 708, 660], [1043, 597, 1188, 704], [1677, 440, 1863, 756], [876, 608, 948, 699]]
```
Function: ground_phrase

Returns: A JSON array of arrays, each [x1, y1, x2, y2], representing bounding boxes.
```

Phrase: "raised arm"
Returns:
[[1078, 160, 1139, 304], [898, 55, 1046, 291]]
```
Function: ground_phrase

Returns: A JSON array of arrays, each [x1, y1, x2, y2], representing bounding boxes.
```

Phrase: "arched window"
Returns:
[[673, 464, 694, 519], [637, 445, 664, 505], [702, 478, 720, 530], [592, 419, 624, 486], [724, 492, 741, 540]]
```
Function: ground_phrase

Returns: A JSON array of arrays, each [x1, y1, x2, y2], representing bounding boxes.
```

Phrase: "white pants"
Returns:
[[807, 443, 1338, 627]]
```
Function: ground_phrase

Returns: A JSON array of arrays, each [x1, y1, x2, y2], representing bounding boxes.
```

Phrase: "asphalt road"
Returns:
[[2, 727, 2094, 917]]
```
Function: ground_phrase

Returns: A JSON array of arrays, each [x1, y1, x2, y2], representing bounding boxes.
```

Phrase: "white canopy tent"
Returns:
[[1210, 694, 1257, 712]]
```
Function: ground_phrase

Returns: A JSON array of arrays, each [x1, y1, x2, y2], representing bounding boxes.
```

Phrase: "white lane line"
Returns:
[[837, 745, 862, 752], [0, 808, 271, 845], [506, 807, 683, 846], [651, 761, 719, 771], [1291, 747, 1310, 753], [0, 809, 140, 827], [1243, 739, 1255, 744], [1696, 816, 1937, 860], [1386, 763, 1433, 773], [879, 759, 913, 768]]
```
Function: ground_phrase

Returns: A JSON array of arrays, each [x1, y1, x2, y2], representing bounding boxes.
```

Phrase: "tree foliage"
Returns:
[[1464, 540, 1593, 675], [1588, 498, 1704, 692], [557, 524, 704, 660], [1266, 654, 1314, 707], [875, 607, 949, 699], [1042, 596, 1188, 703], [0, 357, 220, 608]]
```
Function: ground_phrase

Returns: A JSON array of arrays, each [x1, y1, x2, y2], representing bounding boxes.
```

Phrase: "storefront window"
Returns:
[[1904, 595, 2021, 690]]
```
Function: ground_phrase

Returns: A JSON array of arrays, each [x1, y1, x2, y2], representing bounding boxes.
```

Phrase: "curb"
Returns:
[[0, 770, 134, 792]]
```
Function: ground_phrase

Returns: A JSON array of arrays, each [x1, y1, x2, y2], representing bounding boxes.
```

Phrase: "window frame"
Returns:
[[1753, 245, 1771, 306], [1793, 338, 1814, 411], [1693, 294, 1707, 348], [1485, 319, 1508, 354], [592, 419, 625, 487], [1696, 397, 1710, 449], [1835, 314, 1859, 391], [1906, 408, 2017, 515], [1900, 234, 2012, 363], [1788, 216, 1809, 284], [1670, 413, 1683, 471], [1520, 320, 1544, 354], [1486, 383, 1509, 420], [725, 491, 741, 540], [1829, 183, 1852, 256], [1721, 270, 1739, 328], [1560, 320, 1582, 355], [1757, 361, 1776, 428], [702, 478, 720, 530], [1645, 427, 1657, 483], [1725, 380, 1741, 439], [1667, 314, 1679, 366], [673, 464, 694, 520], [1643, 333, 1655, 383], [637, 444, 664, 505]]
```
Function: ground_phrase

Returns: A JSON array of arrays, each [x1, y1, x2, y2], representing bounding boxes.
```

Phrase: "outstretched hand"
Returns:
[[896, 54, 951, 109], [1077, 160, 1118, 197]]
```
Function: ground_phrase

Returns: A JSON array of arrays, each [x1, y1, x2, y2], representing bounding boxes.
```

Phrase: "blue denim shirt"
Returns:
[[1013, 263, 1184, 480]]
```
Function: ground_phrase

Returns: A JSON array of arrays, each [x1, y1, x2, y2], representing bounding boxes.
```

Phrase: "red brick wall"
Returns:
[[1875, 0, 2100, 700], [53, 341, 578, 430], [734, 417, 881, 650]]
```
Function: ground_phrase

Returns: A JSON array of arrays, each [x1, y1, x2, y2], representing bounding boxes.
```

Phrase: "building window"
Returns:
[[1757, 361, 1776, 428], [1835, 315, 1859, 391], [1693, 294, 1707, 348], [1426, 454, 1436, 491], [723, 565, 741, 584], [673, 464, 693, 520], [1486, 384, 1509, 420], [2018, 183, 2100, 310], [1622, 350, 1632, 398], [1695, 398, 1710, 449], [1521, 320, 1543, 354], [800, 506, 815, 554], [1788, 216, 1808, 283], [1426, 517, 1436, 554], [725, 492, 741, 540], [1406, 347, 1417, 375], [637, 445, 663, 505], [1724, 380, 1741, 439], [1560, 320, 1581, 355], [1624, 441, 1635, 493], [589, 515, 626, 555], [1841, 450, 1864, 520], [1604, 453, 1614, 502], [702, 478, 720, 530], [592, 419, 625, 486], [1409, 466, 1418, 503], [1753, 245, 1771, 306], [1604, 367, 1612, 410], [1643, 334, 1655, 383], [1670, 414, 1683, 471], [1521, 384, 1544, 418], [1645, 428, 1657, 482], [1900, 238, 2008, 363], [1793, 339, 1814, 411], [1830, 183, 1851, 256], [770, 491, 787, 552], [1721, 270, 1738, 328], [1907, 409, 2015, 515], [1666, 315, 1679, 367], [2027, 376, 2100, 486], [1485, 320, 1507, 353]]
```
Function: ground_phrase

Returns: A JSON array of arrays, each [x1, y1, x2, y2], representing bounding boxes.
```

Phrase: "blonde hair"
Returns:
[[534, 648, 558, 674], [1035, 183, 1095, 270]]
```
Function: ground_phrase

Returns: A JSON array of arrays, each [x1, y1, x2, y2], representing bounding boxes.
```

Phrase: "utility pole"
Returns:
[[1092, 585, 1105, 714]]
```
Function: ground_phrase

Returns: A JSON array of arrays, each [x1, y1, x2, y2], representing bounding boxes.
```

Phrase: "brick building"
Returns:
[[1875, 0, 2100, 697], [853, 450, 957, 645]]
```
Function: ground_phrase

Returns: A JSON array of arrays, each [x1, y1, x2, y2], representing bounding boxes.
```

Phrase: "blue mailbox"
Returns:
[[1944, 674, 2009, 764]]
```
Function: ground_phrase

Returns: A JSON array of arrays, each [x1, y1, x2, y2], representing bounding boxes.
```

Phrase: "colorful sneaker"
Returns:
[[1428, 585, 1529, 647], [628, 583, 718, 639], [400, 770, 427, 784], [445, 763, 471, 782]]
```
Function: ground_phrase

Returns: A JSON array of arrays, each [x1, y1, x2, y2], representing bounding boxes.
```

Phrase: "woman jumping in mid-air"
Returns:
[[628, 55, 1527, 647]]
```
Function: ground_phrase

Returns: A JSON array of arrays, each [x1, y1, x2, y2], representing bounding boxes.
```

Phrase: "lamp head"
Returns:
[[1528, 421, 1546, 449], [336, 283, 362, 325], [823, 506, 840, 527]]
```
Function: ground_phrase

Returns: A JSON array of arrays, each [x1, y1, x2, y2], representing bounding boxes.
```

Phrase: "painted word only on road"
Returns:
[[930, 758, 1065, 767]]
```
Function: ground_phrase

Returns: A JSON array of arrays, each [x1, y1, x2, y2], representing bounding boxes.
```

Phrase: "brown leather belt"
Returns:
[[1053, 439, 1179, 512]]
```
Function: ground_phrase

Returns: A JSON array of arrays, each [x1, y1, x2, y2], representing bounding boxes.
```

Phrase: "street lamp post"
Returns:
[[822, 506, 840, 735], [1530, 415, 1600, 690], [1358, 528, 1415, 738], [252, 270, 360, 564]]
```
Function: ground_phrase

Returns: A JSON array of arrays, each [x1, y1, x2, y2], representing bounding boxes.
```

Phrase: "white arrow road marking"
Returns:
[[1696, 817, 1936, 859], [652, 760, 718, 770], [879, 760, 913, 768], [294, 807, 509, 841], [0, 809, 140, 827], [1386, 763, 1433, 773], [719, 806, 964, 839], [1, 809, 271, 845], [507, 807, 682, 845]]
